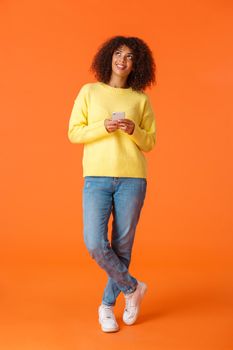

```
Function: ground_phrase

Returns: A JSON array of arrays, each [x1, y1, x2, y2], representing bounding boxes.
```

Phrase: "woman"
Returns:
[[68, 35, 157, 333]]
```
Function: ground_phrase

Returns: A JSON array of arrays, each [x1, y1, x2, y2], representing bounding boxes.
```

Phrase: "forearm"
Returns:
[[68, 119, 109, 144], [128, 122, 156, 152]]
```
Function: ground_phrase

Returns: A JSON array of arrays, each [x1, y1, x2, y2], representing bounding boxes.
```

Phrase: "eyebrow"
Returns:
[[115, 49, 134, 55]]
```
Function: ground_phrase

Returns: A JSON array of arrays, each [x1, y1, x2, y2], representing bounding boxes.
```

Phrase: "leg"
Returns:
[[82, 176, 138, 300], [102, 177, 147, 306]]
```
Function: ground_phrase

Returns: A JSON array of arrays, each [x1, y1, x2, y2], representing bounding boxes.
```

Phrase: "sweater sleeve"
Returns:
[[128, 95, 156, 152], [68, 84, 109, 144]]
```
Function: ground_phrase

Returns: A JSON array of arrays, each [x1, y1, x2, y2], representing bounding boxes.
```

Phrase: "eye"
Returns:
[[127, 55, 133, 60]]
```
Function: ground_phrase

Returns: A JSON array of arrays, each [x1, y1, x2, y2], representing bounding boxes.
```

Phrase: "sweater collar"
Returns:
[[98, 82, 133, 94]]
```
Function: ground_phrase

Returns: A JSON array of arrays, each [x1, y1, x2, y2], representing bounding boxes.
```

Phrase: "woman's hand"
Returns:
[[104, 119, 119, 133], [104, 118, 135, 135], [117, 119, 135, 135]]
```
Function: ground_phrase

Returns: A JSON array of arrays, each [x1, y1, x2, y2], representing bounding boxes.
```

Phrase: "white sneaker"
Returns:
[[98, 304, 119, 333], [123, 281, 147, 325]]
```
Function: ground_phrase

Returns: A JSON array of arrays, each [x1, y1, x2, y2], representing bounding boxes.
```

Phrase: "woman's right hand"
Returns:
[[104, 119, 119, 133]]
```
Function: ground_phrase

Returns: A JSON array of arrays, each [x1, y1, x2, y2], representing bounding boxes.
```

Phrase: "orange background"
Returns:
[[0, 0, 232, 349]]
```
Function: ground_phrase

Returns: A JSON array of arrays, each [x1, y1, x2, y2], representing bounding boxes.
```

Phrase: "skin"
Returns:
[[104, 45, 135, 135]]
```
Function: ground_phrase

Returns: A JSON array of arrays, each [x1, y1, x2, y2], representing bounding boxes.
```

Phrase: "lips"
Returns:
[[116, 64, 126, 70]]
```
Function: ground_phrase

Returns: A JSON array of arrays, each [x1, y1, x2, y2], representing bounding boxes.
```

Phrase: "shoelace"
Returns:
[[102, 306, 114, 320], [125, 286, 139, 311], [125, 294, 134, 311]]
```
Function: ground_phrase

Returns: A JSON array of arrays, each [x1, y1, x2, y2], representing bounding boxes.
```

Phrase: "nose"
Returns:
[[118, 55, 126, 64]]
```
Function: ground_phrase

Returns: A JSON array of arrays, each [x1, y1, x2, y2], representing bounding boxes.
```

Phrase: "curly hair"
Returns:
[[90, 35, 156, 92]]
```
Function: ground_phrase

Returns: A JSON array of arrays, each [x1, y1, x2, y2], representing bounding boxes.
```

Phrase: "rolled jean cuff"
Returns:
[[102, 301, 116, 307], [124, 281, 138, 295]]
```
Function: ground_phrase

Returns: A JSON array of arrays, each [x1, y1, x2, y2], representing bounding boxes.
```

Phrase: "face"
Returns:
[[111, 45, 134, 79]]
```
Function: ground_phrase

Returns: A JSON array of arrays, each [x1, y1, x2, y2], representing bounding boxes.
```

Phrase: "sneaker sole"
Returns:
[[123, 282, 148, 326], [98, 318, 120, 333]]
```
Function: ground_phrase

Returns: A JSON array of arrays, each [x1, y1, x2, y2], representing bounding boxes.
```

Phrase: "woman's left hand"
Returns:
[[117, 119, 135, 135]]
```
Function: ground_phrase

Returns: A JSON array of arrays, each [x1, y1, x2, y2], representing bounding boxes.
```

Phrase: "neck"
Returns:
[[108, 75, 128, 89]]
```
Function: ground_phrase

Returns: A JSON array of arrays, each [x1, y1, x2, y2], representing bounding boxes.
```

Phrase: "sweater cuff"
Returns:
[[128, 123, 143, 144], [88, 119, 110, 138]]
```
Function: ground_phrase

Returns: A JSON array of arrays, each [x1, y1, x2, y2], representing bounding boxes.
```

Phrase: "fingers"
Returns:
[[105, 118, 135, 134], [105, 118, 119, 133], [118, 120, 135, 135], [117, 118, 132, 124], [108, 121, 118, 131], [108, 126, 118, 132], [118, 119, 134, 129], [117, 119, 134, 127]]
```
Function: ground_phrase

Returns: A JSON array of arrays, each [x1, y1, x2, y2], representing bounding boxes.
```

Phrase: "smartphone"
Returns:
[[112, 111, 125, 120]]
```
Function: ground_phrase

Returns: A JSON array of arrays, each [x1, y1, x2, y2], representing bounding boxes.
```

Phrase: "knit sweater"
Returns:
[[68, 82, 156, 178]]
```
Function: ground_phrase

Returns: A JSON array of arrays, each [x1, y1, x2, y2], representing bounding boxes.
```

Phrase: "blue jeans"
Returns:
[[82, 176, 147, 306]]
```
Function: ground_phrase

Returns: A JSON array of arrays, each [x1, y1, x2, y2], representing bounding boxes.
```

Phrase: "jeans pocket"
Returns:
[[83, 178, 91, 190]]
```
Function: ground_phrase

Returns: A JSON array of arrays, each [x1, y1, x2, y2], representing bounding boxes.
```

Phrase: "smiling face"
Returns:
[[111, 45, 134, 79]]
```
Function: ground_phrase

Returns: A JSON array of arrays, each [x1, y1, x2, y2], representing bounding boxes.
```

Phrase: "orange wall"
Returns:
[[0, 0, 232, 269]]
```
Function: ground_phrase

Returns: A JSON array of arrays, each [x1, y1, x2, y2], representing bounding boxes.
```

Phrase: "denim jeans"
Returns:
[[82, 176, 147, 306]]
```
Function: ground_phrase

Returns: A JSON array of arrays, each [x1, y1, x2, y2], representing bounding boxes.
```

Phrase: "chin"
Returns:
[[115, 71, 130, 78]]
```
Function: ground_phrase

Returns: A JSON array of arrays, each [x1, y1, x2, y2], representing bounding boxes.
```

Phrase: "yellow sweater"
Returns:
[[68, 82, 156, 178]]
